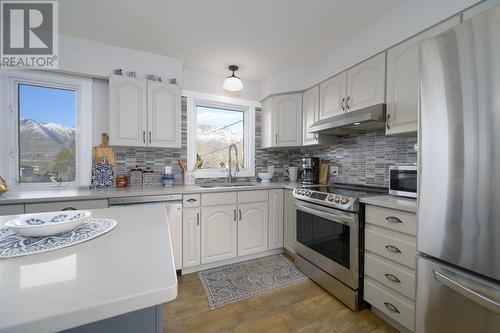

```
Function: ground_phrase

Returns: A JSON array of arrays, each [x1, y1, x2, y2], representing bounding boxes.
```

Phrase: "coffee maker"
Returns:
[[300, 157, 320, 184]]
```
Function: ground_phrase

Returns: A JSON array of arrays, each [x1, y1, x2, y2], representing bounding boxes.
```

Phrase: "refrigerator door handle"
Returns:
[[434, 270, 500, 315]]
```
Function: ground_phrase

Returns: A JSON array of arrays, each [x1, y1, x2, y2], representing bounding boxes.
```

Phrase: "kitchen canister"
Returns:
[[184, 171, 196, 185], [129, 165, 143, 187], [143, 167, 156, 187]]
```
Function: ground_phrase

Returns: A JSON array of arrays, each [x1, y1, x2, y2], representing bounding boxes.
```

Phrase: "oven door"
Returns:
[[295, 200, 359, 289]]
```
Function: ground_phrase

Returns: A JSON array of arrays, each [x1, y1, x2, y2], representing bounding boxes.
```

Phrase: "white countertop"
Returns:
[[0, 204, 177, 333], [360, 195, 417, 213], [0, 182, 301, 205]]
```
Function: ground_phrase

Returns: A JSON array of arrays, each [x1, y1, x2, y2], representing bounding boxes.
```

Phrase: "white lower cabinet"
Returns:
[[268, 189, 284, 249], [201, 205, 238, 264], [238, 202, 269, 256], [182, 208, 201, 268], [283, 189, 296, 253], [364, 204, 417, 332]]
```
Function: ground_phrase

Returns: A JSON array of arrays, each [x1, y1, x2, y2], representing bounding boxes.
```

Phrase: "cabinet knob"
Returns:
[[196, 213, 200, 226], [385, 216, 402, 223], [143, 131, 146, 144], [341, 97, 346, 111], [384, 302, 400, 313], [346, 96, 351, 110], [385, 273, 401, 283], [385, 245, 402, 254], [61, 207, 77, 211]]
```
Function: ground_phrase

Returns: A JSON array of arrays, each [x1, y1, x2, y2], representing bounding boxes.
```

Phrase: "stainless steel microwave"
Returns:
[[389, 165, 417, 198]]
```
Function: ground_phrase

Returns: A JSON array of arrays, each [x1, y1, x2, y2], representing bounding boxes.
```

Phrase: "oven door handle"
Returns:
[[295, 201, 356, 226]]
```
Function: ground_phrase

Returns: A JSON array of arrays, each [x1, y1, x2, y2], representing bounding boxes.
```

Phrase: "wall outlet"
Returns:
[[330, 166, 339, 176]]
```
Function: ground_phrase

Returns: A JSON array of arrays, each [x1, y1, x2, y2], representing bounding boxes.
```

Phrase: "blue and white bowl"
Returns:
[[5, 211, 91, 237]]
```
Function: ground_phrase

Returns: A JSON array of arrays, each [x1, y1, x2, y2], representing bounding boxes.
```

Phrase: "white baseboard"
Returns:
[[182, 248, 284, 275]]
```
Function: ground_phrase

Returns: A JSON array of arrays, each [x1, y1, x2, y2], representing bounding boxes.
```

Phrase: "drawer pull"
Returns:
[[384, 302, 400, 313], [385, 216, 402, 223], [385, 245, 402, 254], [385, 273, 401, 283], [186, 198, 197, 202], [61, 207, 77, 211]]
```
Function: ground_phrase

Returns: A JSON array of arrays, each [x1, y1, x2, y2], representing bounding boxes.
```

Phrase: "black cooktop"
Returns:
[[301, 183, 387, 198]]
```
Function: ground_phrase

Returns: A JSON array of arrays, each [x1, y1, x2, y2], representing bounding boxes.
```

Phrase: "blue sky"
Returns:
[[19, 84, 76, 127], [197, 106, 243, 127]]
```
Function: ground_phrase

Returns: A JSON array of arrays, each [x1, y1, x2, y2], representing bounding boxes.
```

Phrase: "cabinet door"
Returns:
[[201, 205, 237, 264], [238, 202, 269, 256], [147, 81, 181, 148], [302, 85, 320, 145], [346, 53, 386, 112], [319, 72, 347, 119], [283, 190, 296, 253], [260, 98, 273, 148], [386, 16, 460, 135], [182, 208, 201, 268], [273, 93, 302, 147], [268, 189, 284, 249], [109, 75, 147, 146]]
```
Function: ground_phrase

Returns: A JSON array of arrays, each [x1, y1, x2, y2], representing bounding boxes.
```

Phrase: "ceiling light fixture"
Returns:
[[223, 65, 244, 91]]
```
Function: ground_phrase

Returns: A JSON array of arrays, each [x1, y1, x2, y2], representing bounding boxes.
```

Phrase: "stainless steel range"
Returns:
[[293, 184, 385, 311]]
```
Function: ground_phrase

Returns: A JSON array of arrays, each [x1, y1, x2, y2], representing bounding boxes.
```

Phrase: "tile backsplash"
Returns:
[[114, 97, 417, 187]]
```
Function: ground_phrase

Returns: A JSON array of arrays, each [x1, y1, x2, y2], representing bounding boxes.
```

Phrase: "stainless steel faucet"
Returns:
[[228, 144, 240, 183]]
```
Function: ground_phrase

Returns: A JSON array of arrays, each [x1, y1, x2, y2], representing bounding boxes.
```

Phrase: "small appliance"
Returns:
[[389, 165, 417, 198], [300, 157, 319, 184]]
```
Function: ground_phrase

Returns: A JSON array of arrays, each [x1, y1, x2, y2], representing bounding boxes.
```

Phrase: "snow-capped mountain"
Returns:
[[197, 125, 242, 144], [19, 118, 75, 153]]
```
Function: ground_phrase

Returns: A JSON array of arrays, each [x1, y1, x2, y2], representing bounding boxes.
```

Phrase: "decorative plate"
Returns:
[[5, 211, 91, 237], [0, 218, 117, 258], [90, 160, 115, 189]]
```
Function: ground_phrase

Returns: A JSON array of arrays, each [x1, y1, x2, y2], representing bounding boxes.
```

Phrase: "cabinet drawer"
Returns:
[[201, 192, 237, 206], [183, 194, 200, 207], [365, 227, 416, 269], [365, 253, 416, 300], [238, 190, 268, 203], [364, 277, 415, 331], [0, 204, 24, 216], [366, 205, 416, 235], [25, 199, 109, 213]]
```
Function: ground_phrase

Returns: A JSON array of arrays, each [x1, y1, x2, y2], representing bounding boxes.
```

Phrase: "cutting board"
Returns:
[[319, 162, 329, 184], [93, 133, 115, 165]]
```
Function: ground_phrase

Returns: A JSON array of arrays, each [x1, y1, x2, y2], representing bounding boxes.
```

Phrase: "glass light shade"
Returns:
[[223, 76, 244, 91]]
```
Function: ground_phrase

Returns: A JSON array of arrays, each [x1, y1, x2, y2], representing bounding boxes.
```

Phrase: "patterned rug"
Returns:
[[198, 254, 307, 309]]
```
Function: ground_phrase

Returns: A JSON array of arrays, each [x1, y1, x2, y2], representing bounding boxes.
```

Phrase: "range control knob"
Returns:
[[327, 194, 334, 202], [341, 198, 349, 205], [305, 191, 311, 196], [334, 196, 341, 203]]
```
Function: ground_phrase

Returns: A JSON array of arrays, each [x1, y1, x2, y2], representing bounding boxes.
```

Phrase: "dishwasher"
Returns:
[[109, 194, 183, 272]]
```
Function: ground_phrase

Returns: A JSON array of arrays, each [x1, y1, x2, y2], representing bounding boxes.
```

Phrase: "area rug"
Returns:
[[198, 254, 307, 309]]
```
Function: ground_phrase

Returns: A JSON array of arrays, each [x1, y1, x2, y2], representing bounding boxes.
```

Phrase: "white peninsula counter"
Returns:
[[0, 204, 177, 333]]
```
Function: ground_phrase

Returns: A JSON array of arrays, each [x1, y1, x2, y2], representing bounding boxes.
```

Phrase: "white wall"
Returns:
[[58, 34, 184, 84], [260, 0, 483, 99], [91, 78, 109, 146], [183, 68, 261, 101]]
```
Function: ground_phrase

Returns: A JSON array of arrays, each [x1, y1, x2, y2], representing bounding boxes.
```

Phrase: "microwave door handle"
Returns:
[[434, 270, 500, 315], [295, 202, 355, 225]]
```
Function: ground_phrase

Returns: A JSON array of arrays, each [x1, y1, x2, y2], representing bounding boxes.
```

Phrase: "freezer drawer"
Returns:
[[416, 256, 500, 333]]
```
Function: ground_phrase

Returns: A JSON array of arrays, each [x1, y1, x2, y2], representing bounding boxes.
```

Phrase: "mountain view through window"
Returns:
[[18, 84, 76, 183], [196, 106, 244, 170]]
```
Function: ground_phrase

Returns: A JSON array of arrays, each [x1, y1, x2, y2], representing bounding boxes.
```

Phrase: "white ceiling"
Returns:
[[59, 0, 405, 80]]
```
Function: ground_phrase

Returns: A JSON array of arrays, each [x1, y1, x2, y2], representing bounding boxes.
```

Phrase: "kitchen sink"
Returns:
[[198, 183, 259, 188]]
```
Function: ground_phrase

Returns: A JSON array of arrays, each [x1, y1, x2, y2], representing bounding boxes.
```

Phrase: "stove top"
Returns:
[[293, 183, 387, 212]]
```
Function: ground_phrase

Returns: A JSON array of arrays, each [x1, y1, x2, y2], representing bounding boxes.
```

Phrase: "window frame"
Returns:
[[0, 70, 92, 189], [184, 90, 259, 179]]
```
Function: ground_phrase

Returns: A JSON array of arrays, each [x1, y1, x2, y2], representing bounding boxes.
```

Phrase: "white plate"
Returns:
[[5, 210, 91, 237]]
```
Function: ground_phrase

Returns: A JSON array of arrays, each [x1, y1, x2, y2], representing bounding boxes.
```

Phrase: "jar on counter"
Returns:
[[143, 167, 156, 187], [129, 165, 143, 188]]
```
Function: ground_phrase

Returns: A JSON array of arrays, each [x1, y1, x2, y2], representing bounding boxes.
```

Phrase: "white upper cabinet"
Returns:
[[109, 75, 147, 146], [147, 80, 181, 148], [109, 75, 181, 148], [238, 202, 269, 256], [386, 16, 460, 135], [261, 93, 302, 148], [274, 93, 302, 146], [319, 72, 347, 119], [302, 85, 320, 145], [346, 53, 386, 112]]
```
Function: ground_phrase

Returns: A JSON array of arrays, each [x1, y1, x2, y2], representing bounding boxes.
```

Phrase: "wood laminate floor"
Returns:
[[163, 260, 396, 333]]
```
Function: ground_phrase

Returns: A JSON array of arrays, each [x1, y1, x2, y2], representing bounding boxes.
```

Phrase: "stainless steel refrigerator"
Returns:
[[417, 5, 500, 332]]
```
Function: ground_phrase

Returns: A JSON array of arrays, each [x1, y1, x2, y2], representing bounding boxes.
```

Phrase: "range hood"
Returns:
[[309, 103, 386, 136]]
